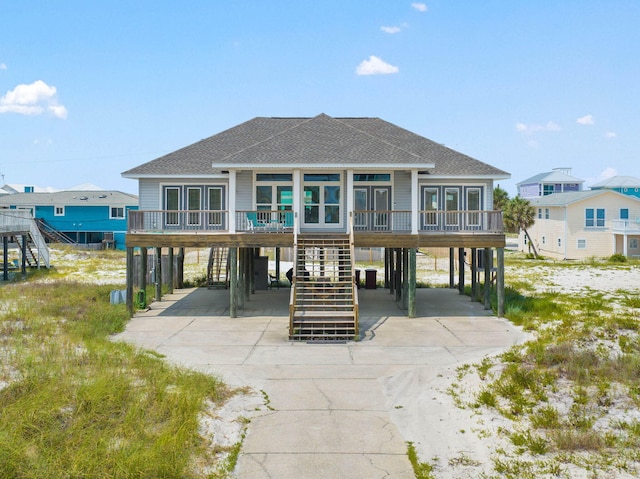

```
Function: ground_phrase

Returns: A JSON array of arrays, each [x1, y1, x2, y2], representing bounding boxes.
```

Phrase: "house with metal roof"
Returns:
[[517, 167, 584, 199], [121, 114, 511, 339], [590, 175, 640, 199], [517, 190, 640, 260], [0, 190, 138, 250]]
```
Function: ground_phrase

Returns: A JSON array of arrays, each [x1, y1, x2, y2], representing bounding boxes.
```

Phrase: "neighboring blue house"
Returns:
[[0, 190, 138, 249], [517, 168, 584, 199], [589, 175, 640, 199]]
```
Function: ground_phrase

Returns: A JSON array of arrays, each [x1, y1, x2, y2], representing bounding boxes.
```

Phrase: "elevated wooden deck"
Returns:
[[126, 209, 505, 249]]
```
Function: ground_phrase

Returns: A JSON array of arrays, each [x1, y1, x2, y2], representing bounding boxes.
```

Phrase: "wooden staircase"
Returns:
[[1, 211, 50, 269], [35, 219, 77, 245], [207, 247, 229, 289], [289, 235, 359, 341]]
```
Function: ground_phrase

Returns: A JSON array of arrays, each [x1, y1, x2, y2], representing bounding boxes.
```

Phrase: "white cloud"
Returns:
[[0, 63, 6, 70], [605, 131, 617, 138], [356, 55, 399, 75], [381, 25, 402, 34], [576, 114, 594, 125], [412, 2, 428, 12], [598, 167, 618, 180], [0, 80, 67, 119], [515, 121, 561, 134]]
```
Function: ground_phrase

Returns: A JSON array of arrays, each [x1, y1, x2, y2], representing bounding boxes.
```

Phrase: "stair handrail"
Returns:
[[349, 212, 359, 337], [28, 216, 50, 268], [35, 218, 77, 245], [289, 212, 299, 336]]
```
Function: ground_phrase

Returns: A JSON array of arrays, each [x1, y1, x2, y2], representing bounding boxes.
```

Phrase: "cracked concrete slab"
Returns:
[[113, 286, 528, 478]]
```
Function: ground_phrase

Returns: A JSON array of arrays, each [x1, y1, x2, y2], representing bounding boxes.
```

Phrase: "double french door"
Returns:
[[354, 186, 391, 230]]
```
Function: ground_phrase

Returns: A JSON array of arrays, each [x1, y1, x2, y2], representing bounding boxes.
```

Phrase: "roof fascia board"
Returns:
[[214, 163, 436, 170], [420, 174, 511, 180], [122, 174, 230, 179]]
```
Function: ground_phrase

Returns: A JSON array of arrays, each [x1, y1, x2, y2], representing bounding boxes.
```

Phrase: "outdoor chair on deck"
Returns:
[[269, 274, 280, 289]]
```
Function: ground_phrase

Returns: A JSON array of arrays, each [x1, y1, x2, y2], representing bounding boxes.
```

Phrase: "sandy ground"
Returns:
[[45, 247, 640, 477]]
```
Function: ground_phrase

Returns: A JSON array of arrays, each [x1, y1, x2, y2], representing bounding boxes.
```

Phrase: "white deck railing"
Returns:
[[612, 219, 640, 233], [128, 209, 504, 235]]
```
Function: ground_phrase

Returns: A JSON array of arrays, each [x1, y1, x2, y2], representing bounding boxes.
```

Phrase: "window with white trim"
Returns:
[[545, 208, 550, 219], [55, 206, 65, 216], [110, 207, 125, 219], [585, 208, 605, 228], [577, 239, 587, 249], [630, 238, 639, 249]]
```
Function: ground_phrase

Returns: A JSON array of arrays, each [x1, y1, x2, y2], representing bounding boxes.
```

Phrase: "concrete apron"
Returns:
[[114, 287, 527, 479]]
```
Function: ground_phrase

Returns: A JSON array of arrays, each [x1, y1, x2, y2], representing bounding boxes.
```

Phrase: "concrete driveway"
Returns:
[[114, 286, 527, 479]]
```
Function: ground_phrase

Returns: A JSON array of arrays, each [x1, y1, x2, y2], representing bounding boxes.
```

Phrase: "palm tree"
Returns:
[[493, 186, 510, 211], [504, 196, 538, 258]]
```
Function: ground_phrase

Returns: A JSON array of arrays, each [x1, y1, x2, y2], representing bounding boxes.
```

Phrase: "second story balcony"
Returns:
[[128, 210, 504, 235], [612, 219, 640, 233]]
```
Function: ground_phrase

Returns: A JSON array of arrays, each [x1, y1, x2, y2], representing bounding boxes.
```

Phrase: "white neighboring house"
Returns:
[[518, 190, 640, 260]]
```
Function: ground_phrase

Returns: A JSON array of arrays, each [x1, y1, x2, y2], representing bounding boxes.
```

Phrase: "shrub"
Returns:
[[609, 253, 628, 263]]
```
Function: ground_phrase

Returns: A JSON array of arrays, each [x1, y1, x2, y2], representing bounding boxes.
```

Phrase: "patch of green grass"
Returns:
[[407, 442, 436, 479], [466, 258, 640, 476], [0, 280, 231, 478]]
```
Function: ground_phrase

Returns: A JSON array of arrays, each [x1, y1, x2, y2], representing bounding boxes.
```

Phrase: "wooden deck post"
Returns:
[[497, 247, 505, 317], [484, 247, 492, 310], [126, 247, 134, 316], [408, 248, 416, 318], [177, 248, 185, 289], [245, 248, 251, 301], [3, 236, 8, 281], [250, 248, 255, 295], [140, 247, 147, 294], [389, 248, 395, 295], [395, 248, 402, 304], [384, 248, 390, 289], [238, 248, 246, 309], [471, 248, 477, 301], [155, 247, 162, 302], [167, 247, 174, 294], [21, 234, 27, 274], [458, 248, 465, 295], [402, 248, 409, 310], [449, 248, 455, 289], [229, 247, 238, 318]]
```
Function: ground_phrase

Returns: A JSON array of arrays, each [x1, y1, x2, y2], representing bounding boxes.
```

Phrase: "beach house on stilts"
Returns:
[[121, 114, 509, 340]]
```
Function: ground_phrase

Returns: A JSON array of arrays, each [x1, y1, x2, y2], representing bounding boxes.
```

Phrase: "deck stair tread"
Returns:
[[289, 234, 359, 341]]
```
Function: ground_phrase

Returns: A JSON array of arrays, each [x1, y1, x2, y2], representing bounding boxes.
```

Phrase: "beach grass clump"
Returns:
[[0, 279, 232, 478], [460, 258, 640, 476]]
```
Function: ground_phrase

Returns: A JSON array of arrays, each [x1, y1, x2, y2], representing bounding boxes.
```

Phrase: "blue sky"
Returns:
[[1, 1, 639, 196]]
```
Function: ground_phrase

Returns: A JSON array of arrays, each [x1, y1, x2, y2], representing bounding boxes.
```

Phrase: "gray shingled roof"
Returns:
[[122, 113, 509, 178], [0, 191, 138, 207], [517, 170, 585, 186], [590, 175, 640, 189], [529, 190, 640, 207]]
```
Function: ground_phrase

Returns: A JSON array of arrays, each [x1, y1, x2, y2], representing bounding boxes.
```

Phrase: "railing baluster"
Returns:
[[127, 209, 503, 234]]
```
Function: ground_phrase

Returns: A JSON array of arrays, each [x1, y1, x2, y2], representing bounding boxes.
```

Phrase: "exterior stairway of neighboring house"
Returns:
[[0, 211, 51, 268], [207, 247, 229, 289], [35, 219, 77, 245], [289, 235, 359, 341]]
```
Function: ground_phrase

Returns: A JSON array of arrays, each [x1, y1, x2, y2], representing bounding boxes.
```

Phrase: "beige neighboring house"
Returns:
[[518, 190, 640, 260]]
